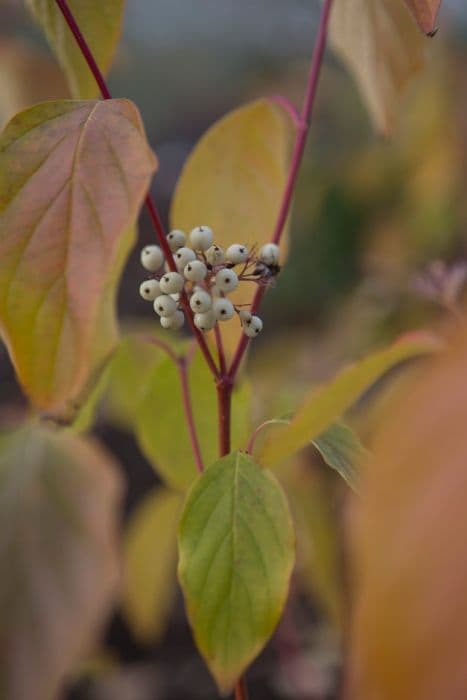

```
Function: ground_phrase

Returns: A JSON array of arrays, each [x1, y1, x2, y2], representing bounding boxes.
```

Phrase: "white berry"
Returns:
[[206, 245, 225, 265], [213, 298, 235, 321], [184, 260, 207, 282], [139, 279, 161, 301], [159, 271, 184, 294], [174, 247, 197, 271], [243, 315, 263, 337], [239, 309, 252, 324], [259, 243, 280, 266], [226, 244, 249, 264], [153, 295, 178, 317], [167, 229, 186, 251], [189, 225, 213, 251], [194, 310, 216, 331], [141, 245, 164, 272], [160, 310, 185, 330], [215, 268, 239, 293], [170, 293, 181, 302], [190, 290, 212, 313]]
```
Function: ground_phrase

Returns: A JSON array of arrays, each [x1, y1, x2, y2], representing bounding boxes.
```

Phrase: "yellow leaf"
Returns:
[[330, 0, 426, 134]]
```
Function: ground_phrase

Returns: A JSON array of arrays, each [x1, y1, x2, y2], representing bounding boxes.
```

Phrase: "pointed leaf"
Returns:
[[123, 488, 182, 643], [312, 422, 367, 491], [0, 100, 157, 412], [0, 425, 122, 700], [25, 0, 125, 99], [404, 0, 442, 34], [258, 333, 441, 467], [136, 350, 252, 491], [170, 98, 293, 358], [330, 0, 426, 134], [178, 451, 295, 692]]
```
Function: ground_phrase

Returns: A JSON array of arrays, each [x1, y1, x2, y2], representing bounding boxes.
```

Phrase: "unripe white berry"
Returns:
[[159, 271, 184, 294], [243, 315, 263, 337], [189, 225, 213, 251], [153, 294, 178, 318], [213, 298, 235, 321], [167, 229, 186, 251], [194, 310, 216, 331], [174, 246, 197, 271], [259, 243, 280, 266], [226, 244, 249, 264], [239, 309, 252, 324], [190, 290, 212, 313], [206, 245, 225, 266], [215, 268, 239, 293], [139, 279, 161, 301], [184, 260, 207, 282], [160, 310, 184, 330], [141, 245, 164, 272]]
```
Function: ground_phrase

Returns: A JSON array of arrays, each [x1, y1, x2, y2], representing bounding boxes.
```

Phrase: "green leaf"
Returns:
[[0, 424, 122, 700], [312, 422, 367, 491], [0, 100, 156, 413], [136, 350, 252, 491], [170, 98, 293, 359], [330, 0, 426, 134], [404, 0, 442, 34], [123, 488, 182, 643], [178, 451, 295, 693], [258, 333, 441, 467], [25, 0, 125, 99]]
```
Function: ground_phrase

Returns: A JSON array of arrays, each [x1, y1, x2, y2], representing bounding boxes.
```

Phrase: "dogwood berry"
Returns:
[[153, 295, 178, 318], [213, 298, 235, 321], [159, 271, 184, 294], [170, 293, 181, 302], [190, 290, 212, 313], [259, 243, 280, 266], [194, 310, 216, 331], [174, 247, 197, 271], [167, 229, 186, 251], [160, 310, 184, 330], [243, 315, 263, 337], [215, 268, 239, 293], [189, 225, 213, 251], [139, 279, 161, 301], [184, 260, 207, 282], [206, 245, 225, 266], [141, 245, 164, 272], [226, 244, 249, 264], [239, 309, 252, 324]]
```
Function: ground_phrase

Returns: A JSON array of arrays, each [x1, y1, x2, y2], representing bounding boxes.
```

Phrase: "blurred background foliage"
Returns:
[[1, 1, 467, 698]]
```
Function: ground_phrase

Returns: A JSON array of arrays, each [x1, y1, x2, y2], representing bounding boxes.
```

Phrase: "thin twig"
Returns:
[[245, 418, 290, 455], [179, 358, 205, 474], [214, 323, 227, 375]]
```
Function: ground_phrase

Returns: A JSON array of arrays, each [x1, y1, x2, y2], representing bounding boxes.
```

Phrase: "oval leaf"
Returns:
[[178, 451, 295, 693], [258, 333, 441, 467], [349, 331, 467, 699], [170, 98, 293, 358], [0, 99, 157, 412], [330, 0, 426, 134], [404, 0, 441, 34], [0, 424, 122, 700], [312, 422, 367, 491], [123, 488, 182, 643], [26, 0, 125, 99]]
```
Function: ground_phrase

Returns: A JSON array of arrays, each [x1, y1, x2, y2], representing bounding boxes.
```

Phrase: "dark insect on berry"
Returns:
[[253, 262, 281, 279]]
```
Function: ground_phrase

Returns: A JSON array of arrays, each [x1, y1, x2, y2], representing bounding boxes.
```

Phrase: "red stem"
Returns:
[[179, 358, 205, 474], [228, 0, 334, 381], [214, 323, 227, 375], [54, 0, 219, 379], [234, 675, 250, 700]]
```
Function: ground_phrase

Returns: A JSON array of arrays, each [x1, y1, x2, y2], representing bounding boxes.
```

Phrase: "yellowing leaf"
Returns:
[[26, 0, 125, 99], [178, 451, 295, 693], [0, 100, 157, 412], [330, 0, 426, 134], [312, 422, 367, 491], [0, 425, 122, 700], [123, 488, 182, 643], [404, 0, 441, 34], [170, 98, 293, 358], [349, 331, 467, 700], [258, 332, 440, 467], [136, 350, 252, 491]]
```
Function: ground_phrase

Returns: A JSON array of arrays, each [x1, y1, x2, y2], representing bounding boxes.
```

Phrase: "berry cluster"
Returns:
[[139, 226, 280, 337]]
